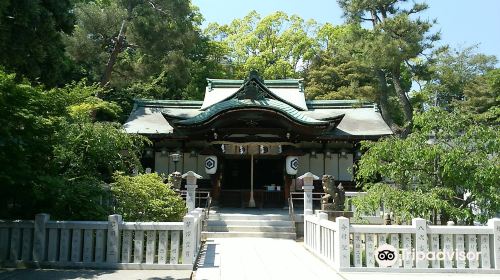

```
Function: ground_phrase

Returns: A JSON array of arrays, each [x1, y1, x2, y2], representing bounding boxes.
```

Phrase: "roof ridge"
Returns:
[[207, 78, 302, 88], [306, 100, 375, 109], [135, 99, 203, 108]]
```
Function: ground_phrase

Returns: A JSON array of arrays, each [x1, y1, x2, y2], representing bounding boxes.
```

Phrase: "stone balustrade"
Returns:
[[304, 212, 500, 273], [0, 209, 205, 269]]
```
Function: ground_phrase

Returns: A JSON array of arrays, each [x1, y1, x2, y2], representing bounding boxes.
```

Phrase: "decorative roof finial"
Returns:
[[248, 70, 263, 83], [236, 70, 266, 100]]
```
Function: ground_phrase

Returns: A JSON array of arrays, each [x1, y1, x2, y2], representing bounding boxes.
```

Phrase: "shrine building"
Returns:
[[124, 71, 392, 207]]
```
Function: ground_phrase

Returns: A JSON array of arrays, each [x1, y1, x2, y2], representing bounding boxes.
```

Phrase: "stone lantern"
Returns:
[[169, 171, 182, 190], [298, 172, 319, 215], [182, 171, 202, 185], [298, 172, 319, 186], [182, 171, 202, 212]]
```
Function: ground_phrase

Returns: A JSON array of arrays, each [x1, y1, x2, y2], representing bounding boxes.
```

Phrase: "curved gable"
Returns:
[[201, 72, 308, 111]]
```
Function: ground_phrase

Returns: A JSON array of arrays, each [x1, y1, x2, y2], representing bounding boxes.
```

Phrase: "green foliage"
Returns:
[[206, 11, 318, 79], [0, 70, 58, 217], [337, 0, 439, 131], [354, 108, 500, 224], [0, 69, 148, 219], [64, 0, 216, 100], [352, 183, 457, 224], [0, 0, 76, 86], [53, 121, 147, 182], [421, 46, 498, 110], [304, 24, 378, 101], [111, 173, 186, 222], [64, 1, 127, 84], [33, 176, 110, 221]]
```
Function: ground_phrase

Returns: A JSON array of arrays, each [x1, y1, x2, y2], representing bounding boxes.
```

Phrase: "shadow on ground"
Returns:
[[0, 268, 191, 280]]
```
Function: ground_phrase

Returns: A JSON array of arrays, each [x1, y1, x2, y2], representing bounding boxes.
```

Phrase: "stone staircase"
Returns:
[[202, 211, 296, 239]]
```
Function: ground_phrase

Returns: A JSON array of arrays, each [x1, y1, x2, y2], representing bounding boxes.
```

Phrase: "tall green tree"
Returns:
[[0, 0, 76, 86], [338, 0, 439, 135], [420, 46, 498, 111], [304, 23, 378, 101], [0, 70, 147, 219], [205, 11, 318, 79], [65, 0, 209, 100], [354, 108, 500, 224]]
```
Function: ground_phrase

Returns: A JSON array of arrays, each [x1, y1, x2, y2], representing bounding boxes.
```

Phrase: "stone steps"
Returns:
[[202, 231, 296, 239], [209, 214, 291, 221], [203, 212, 296, 240], [207, 220, 294, 227], [207, 225, 295, 233]]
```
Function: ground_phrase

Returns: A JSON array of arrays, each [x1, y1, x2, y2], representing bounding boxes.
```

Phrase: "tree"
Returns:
[[65, 0, 200, 95], [419, 46, 498, 112], [0, 71, 148, 219], [304, 24, 378, 101], [353, 108, 500, 224], [0, 70, 58, 217], [461, 68, 500, 121], [0, 0, 75, 86], [205, 11, 318, 79], [111, 173, 186, 222], [337, 0, 439, 135]]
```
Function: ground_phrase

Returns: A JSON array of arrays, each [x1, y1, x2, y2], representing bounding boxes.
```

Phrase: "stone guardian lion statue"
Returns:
[[321, 175, 345, 211]]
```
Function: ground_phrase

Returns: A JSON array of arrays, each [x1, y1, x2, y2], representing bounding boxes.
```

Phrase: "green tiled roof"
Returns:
[[207, 78, 302, 88], [136, 99, 203, 108], [177, 98, 328, 126]]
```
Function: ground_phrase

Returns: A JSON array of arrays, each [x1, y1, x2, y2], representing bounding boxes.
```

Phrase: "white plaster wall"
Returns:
[[154, 152, 169, 175], [196, 156, 209, 178], [297, 154, 310, 176], [325, 153, 339, 179], [309, 153, 324, 176], [338, 154, 354, 181], [183, 153, 198, 174]]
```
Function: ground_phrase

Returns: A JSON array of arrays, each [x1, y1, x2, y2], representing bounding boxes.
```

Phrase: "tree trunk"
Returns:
[[391, 67, 413, 137], [375, 69, 399, 133], [100, 20, 127, 88]]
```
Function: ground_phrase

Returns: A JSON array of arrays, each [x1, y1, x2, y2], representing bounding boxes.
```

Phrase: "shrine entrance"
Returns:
[[220, 156, 285, 208]]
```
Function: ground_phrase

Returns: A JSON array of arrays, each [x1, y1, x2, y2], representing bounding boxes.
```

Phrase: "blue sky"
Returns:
[[192, 0, 500, 61]]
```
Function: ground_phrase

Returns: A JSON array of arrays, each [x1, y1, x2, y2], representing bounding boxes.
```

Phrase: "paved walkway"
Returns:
[[194, 238, 339, 280], [194, 238, 500, 280]]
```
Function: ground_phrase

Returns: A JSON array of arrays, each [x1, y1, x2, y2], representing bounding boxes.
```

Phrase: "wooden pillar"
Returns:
[[211, 170, 221, 203], [249, 154, 256, 207], [284, 176, 292, 206]]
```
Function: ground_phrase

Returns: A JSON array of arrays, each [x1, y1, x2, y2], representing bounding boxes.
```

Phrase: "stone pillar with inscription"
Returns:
[[106, 214, 123, 263], [413, 218, 428, 268], [182, 214, 196, 265], [298, 172, 319, 216], [334, 216, 350, 270], [33, 213, 49, 262], [182, 171, 202, 212], [488, 218, 500, 269]]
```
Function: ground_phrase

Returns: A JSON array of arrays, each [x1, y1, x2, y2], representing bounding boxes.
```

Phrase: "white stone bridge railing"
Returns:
[[0, 208, 205, 270], [304, 212, 500, 273]]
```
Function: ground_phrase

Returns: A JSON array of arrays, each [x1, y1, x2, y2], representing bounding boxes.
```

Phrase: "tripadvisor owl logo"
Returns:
[[374, 244, 398, 267]]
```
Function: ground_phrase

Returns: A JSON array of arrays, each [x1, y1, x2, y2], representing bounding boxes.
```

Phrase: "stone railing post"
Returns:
[[488, 218, 500, 269], [318, 212, 328, 253], [182, 213, 196, 265], [413, 218, 428, 268], [33, 213, 50, 262], [334, 216, 350, 270], [298, 172, 319, 216], [192, 208, 203, 251], [106, 214, 122, 263], [183, 171, 202, 212]]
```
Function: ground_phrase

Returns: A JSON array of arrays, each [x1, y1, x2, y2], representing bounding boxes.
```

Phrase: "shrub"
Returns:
[[111, 172, 186, 222]]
